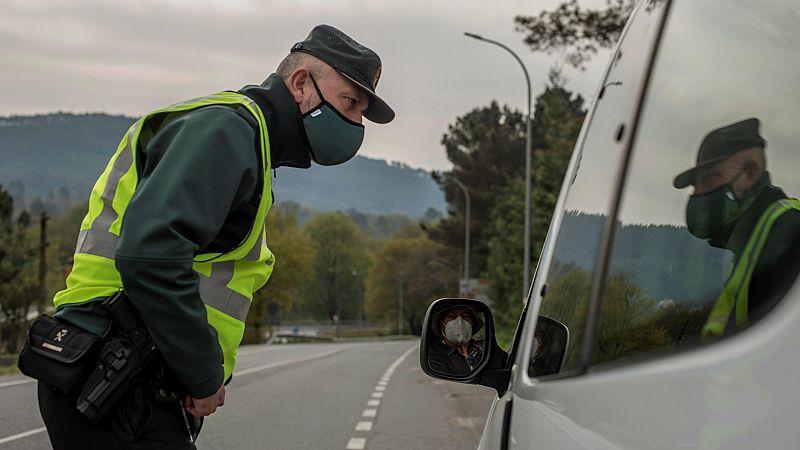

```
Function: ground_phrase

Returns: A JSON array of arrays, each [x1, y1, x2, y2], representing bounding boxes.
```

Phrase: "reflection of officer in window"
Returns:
[[674, 118, 800, 336], [427, 306, 484, 376]]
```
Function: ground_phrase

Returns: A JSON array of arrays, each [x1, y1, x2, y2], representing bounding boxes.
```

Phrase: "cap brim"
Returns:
[[673, 167, 696, 189], [340, 72, 395, 124], [673, 154, 732, 189]]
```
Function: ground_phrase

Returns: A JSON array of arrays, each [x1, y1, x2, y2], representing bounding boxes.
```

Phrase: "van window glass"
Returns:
[[529, 0, 667, 377], [592, 0, 800, 367]]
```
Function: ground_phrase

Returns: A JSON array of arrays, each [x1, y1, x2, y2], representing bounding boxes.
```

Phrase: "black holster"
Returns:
[[75, 291, 158, 423]]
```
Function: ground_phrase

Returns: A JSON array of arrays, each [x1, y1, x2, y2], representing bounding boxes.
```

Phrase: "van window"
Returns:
[[530, 0, 667, 377], [592, 0, 800, 367]]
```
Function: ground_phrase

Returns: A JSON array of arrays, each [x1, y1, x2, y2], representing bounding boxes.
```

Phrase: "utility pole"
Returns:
[[38, 212, 48, 314], [447, 176, 470, 297], [352, 270, 363, 327], [398, 280, 404, 336]]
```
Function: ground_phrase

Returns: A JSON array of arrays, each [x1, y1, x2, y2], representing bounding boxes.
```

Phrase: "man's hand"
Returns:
[[184, 385, 225, 417]]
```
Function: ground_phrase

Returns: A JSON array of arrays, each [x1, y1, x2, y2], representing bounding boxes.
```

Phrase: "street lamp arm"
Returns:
[[463, 32, 532, 116]]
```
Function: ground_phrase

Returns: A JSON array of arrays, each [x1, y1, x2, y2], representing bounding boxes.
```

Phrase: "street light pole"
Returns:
[[398, 279, 404, 336], [464, 32, 533, 303], [352, 270, 362, 327], [447, 176, 470, 297]]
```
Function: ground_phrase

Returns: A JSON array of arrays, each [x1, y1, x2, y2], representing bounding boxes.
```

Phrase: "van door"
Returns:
[[508, 0, 800, 448]]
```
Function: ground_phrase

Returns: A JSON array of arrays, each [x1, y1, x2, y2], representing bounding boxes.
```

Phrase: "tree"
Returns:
[[428, 102, 529, 278], [539, 264, 592, 367], [515, 0, 635, 69], [364, 235, 457, 335], [299, 213, 372, 321], [244, 207, 316, 343], [593, 272, 670, 364], [484, 70, 586, 338], [0, 185, 37, 354]]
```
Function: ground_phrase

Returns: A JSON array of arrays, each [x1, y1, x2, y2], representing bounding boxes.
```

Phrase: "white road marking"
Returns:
[[0, 427, 46, 445], [237, 346, 277, 356], [235, 349, 340, 376], [454, 417, 478, 428], [346, 437, 367, 449], [0, 378, 35, 389], [384, 345, 415, 375], [355, 421, 373, 431], [345, 344, 417, 449]]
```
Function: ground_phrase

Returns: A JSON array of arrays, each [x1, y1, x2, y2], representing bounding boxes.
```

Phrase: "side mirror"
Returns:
[[528, 316, 569, 378], [420, 298, 509, 393]]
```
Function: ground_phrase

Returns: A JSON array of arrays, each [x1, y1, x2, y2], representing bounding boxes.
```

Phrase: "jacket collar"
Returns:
[[239, 74, 312, 169], [727, 180, 787, 256]]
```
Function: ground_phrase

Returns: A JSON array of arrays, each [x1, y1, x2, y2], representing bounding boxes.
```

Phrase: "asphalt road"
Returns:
[[0, 340, 496, 449]]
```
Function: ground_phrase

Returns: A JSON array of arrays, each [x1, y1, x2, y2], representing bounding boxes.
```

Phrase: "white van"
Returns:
[[419, 0, 800, 448]]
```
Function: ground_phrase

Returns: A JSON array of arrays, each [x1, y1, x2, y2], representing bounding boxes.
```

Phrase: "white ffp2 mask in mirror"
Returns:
[[444, 317, 473, 345]]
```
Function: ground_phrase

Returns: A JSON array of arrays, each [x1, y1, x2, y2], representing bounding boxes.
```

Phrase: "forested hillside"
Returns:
[[0, 113, 444, 217]]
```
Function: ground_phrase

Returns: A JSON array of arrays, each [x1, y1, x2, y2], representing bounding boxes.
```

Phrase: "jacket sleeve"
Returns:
[[115, 106, 259, 399]]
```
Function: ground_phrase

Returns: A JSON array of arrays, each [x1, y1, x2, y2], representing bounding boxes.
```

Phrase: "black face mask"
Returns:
[[685, 171, 764, 247], [300, 76, 365, 166]]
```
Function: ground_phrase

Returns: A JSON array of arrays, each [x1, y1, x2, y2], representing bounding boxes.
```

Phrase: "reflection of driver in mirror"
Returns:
[[427, 306, 484, 376], [674, 118, 800, 337]]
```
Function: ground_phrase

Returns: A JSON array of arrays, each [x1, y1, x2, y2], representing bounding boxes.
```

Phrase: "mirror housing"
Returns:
[[420, 298, 509, 394], [527, 316, 569, 378]]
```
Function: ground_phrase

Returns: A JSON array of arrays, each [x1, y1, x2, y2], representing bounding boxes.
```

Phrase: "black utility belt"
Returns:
[[18, 291, 158, 423]]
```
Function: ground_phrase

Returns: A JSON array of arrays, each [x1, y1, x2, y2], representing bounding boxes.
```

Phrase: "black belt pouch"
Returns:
[[18, 315, 103, 394]]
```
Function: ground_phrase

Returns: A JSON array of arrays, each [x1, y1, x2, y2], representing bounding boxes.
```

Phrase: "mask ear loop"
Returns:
[[308, 74, 325, 104], [305, 74, 365, 129]]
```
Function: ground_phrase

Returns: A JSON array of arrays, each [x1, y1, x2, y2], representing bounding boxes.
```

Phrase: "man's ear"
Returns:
[[286, 69, 310, 104], [742, 157, 761, 184], [735, 156, 762, 197]]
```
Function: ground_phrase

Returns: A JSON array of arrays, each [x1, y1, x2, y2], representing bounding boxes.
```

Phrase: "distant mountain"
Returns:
[[554, 212, 731, 304], [0, 113, 444, 217]]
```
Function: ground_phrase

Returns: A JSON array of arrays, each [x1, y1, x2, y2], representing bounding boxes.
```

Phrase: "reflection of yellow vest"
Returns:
[[702, 199, 800, 337], [53, 92, 275, 380]]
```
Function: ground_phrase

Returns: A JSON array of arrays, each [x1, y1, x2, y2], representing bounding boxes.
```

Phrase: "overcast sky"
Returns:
[[0, 0, 610, 171]]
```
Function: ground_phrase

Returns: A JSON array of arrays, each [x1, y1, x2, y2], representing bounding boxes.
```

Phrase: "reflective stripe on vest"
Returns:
[[702, 198, 800, 337], [53, 92, 275, 379]]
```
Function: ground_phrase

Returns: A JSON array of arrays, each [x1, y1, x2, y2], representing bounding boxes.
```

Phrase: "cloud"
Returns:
[[0, 0, 609, 170]]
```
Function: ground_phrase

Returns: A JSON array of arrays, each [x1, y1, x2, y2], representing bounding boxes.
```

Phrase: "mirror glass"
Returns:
[[426, 303, 488, 377], [528, 316, 570, 378]]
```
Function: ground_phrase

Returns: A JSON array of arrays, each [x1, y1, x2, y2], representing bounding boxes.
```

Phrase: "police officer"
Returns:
[[38, 24, 394, 448], [673, 118, 800, 337]]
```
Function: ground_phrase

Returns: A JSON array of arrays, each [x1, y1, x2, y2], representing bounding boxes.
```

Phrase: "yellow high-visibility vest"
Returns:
[[54, 92, 275, 380], [702, 198, 800, 337]]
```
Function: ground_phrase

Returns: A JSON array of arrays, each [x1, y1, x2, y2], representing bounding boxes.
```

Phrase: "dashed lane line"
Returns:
[[355, 422, 373, 431], [345, 344, 417, 449], [346, 437, 367, 449]]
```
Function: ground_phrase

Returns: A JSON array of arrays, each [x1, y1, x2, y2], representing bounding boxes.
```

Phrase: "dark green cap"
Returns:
[[291, 24, 395, 124], [673, 117, 766, 188]]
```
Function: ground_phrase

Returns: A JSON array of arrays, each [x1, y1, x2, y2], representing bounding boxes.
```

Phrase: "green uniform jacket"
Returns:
[[57, 74, 312, 398]]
